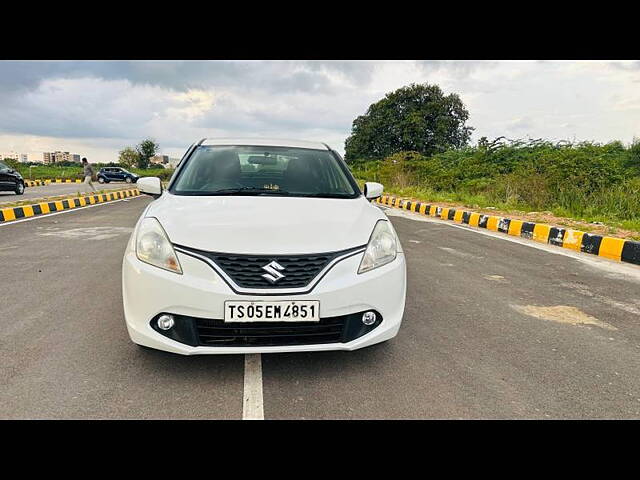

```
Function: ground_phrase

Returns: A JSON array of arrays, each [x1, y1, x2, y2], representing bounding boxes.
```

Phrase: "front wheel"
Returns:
[[125, 177, 132, 183], [15, 182, 24, 195], [98, 177, 105, 184]]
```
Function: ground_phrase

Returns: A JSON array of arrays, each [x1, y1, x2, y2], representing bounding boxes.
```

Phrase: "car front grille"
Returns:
[[175, 245, 364, 289], [209, 253, 334, 288]]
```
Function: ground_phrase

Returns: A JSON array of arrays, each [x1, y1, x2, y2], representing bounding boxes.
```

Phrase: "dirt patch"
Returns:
[[512, 305, 617, 331], [38, 226, 133, 241]]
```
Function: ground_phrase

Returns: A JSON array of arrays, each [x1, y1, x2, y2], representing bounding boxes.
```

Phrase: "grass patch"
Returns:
[[361, 179, 640, 240], [351, 139, 640, 239], [16, 164, 172, 181]]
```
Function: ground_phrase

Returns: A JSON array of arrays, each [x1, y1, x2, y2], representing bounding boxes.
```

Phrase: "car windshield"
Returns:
[[171, 145, 359, 198]]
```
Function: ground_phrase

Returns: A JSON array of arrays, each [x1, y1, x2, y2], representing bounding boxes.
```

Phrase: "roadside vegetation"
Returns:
[[9, 163, 174, 181], [346, 83, 640, 238], [352, 139, 640, 238], [3, 137, 176, 181]]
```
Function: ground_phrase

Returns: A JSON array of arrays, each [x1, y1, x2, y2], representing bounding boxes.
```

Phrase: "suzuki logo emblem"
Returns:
[[261, 260, 286, 284]]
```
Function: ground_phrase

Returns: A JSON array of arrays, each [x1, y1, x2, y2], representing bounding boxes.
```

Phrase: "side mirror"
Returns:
[[138, 177, 163, 198], [363, 181, 383, 200]]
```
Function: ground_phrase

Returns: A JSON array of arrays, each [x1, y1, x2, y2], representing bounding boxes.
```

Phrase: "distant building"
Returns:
[[2, 152, 28, 162], [43, 151, 82, 164], [167, 157, 181, 169], [54, 152, 71, 163], [150, 155, 170, 166]]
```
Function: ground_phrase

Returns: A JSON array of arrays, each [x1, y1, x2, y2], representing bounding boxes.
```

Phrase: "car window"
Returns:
[[0, 162, 8, 172], [171, 145, 359, 198]]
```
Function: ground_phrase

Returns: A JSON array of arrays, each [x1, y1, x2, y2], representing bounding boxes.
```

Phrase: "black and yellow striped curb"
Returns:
[[377, 195, 640, 267], [24, 179, 83, 187], [0, 189, 140, 223]]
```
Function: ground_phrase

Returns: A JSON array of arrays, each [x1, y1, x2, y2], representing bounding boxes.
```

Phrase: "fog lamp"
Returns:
[[362, 311, 377, 326], [157, 314, 175, 330]]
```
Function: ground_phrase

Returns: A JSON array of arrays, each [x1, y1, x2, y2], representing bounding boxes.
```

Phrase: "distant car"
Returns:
[[97, 167, 139, 184], [0, 161, 25, 195]]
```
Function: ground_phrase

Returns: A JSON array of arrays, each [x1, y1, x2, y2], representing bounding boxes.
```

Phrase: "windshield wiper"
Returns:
[[202, 187, 294, 196], [293, 193, 354, 198], [179, 187, 355, 198]]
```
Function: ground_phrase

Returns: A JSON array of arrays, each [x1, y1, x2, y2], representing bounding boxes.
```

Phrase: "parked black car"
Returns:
[[0, 161, 25, 195], [97, 167, 139, 184]]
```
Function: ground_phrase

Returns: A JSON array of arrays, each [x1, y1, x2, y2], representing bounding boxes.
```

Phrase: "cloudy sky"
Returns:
[[0, 60, 638, 162]]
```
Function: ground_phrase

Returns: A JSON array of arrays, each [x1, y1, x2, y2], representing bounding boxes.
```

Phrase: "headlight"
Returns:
[[358, 220, 397, 274], [136, 217, 182, 274]]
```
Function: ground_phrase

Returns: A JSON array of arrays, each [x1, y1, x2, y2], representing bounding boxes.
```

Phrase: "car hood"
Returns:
[[144, 193, 383, 254]]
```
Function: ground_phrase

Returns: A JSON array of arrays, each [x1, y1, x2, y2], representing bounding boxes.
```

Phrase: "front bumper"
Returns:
[[122, 244, 406, 355]]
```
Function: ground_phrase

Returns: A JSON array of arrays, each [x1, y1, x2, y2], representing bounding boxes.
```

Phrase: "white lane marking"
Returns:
[[484, 274, 508, 283], [243, 353, 264, 420], [384, 206, 640, 282], [0, 197, 143, 227]]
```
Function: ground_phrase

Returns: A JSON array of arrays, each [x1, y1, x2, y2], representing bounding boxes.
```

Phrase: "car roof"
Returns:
[[199, 138, 330, 150]]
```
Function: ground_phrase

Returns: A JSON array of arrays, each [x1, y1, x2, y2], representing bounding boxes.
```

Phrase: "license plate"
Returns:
[[224, 300, 320, 322]]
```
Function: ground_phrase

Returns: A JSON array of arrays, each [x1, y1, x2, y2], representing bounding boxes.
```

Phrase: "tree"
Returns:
[[135, 138, 159, 169], [2, 158, 19, 169], [118, 147, 139, 169], [344, 83, 473, 162]]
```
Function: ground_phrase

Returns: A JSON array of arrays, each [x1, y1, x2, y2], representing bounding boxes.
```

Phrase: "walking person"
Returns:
[[82, 157, 96, 192]]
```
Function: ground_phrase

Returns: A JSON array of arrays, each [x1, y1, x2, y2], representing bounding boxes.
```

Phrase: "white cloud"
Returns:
[[0, 60, 638, 162]]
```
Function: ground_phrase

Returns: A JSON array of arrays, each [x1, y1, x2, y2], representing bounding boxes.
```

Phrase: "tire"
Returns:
[[125, 177, 132, 183], [98, 177, 105, 184], [14, 182, 24, 195]]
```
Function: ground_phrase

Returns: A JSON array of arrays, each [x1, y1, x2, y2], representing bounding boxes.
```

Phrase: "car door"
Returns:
[[0, 162, 11, 190], [105, 168, 116, 181], [114, 168, 125, 181]]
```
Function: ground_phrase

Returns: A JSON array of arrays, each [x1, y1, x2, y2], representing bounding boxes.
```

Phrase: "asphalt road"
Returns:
[[1, 196, 640, 419], [0, 182, 132, 205]]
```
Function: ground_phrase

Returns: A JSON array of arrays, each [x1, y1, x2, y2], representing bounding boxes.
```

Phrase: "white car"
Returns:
[[122, 138, 406, 354]]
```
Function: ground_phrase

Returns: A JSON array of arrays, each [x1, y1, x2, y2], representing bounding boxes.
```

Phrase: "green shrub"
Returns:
[[132, 168, 175, 181], [351, 138, 640, 228]]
